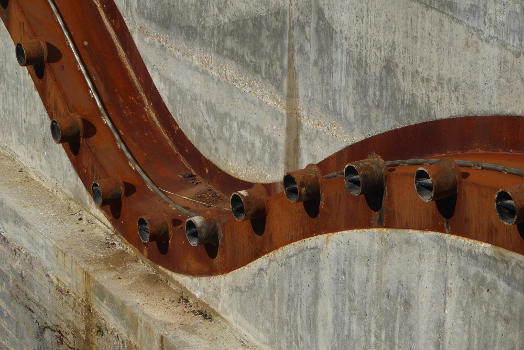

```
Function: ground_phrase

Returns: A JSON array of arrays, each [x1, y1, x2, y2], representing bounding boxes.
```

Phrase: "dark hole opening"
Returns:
[[15, 43, 26, 66], [50, 120, 62, 143], [230, 194, 245, 221], [344, 165, 361, 196], [185, 220, 199, 246], [283, 174, 298, 202], [496, 191, 516, 225], [137, 218, 149, 243], [415, 169, 433, 201], [91, 182, 103, 206]]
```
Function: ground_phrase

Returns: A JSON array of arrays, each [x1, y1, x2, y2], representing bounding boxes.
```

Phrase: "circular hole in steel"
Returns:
[[185, 219, 199, 247], [15, 43, 26, 66], [137, 217, 149, 243], [230, 193, 245, 221], [344, 165, 361, 196], [495, 191, 516, 225], [91, 182, 103, 206], [283, 174, 299, 202], [415, 169, 433, 202], [50, 120, 62, 143]]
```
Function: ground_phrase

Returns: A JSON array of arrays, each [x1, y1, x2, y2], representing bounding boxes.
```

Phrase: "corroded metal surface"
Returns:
[[0, 0, 522, 276]]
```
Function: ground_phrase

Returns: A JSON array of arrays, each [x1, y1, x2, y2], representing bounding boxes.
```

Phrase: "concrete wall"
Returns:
[[0, 149, 260, 349], [115, 0, 523, 182], [0, 0, 523, 349], [173, 229, 524, 349]]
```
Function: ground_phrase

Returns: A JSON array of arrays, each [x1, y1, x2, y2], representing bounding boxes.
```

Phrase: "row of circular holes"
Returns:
[[15, 39, 208, 254], [15, 39, 521, 252], [194, 160, 521, 249]]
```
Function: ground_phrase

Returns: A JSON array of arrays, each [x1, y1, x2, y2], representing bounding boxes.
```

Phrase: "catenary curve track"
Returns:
[[0, 0, 522, 276]]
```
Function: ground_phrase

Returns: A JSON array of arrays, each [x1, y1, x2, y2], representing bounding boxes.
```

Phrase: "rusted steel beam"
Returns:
[[0, 0, 522, 277]]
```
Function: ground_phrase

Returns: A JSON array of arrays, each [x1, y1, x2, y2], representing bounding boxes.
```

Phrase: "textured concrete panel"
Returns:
[[0, 2, 523, 349], [115, 0, 524, 182], [0, 149, 262, 349], [174, 229, 524, 349]]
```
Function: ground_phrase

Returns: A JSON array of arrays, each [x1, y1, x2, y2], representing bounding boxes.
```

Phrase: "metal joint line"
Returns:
[[323, 158, 524, 179], [46, 0, 196, 217], [387, 159, 524, 177]]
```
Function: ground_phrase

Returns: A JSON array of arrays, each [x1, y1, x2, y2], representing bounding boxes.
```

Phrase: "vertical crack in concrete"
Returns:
[[284, 0, 301, 172]]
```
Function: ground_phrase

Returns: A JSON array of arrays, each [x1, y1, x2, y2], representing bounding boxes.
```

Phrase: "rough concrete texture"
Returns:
[[0, 23, 105, 224], [115, 0, 523, 182], [173, 229, 524, 349], [0, 149, 262, 349], [1, 1, 523, 349]]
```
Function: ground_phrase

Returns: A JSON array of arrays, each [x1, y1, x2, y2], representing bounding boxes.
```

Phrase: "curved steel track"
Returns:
[[0, 0, 522, 276]]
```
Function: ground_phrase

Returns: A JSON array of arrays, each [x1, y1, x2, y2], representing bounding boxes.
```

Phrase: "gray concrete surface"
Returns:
[[115, 0, 524, 182], [0, 148, 262, 349], [1, 1, 523, 349], [173, 229, 524, 349]]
